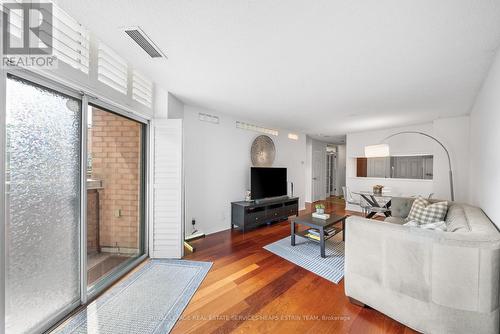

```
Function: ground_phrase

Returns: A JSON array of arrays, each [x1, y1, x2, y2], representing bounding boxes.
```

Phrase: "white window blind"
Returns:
[[4, 2, 23, 41], [98, 43, 128, 94], [21, 2, 91, 73], [151, 119, 183, 259], [2, 1, 90, 74], [132, 70, 153, 107], [51, 5, 90, 73]]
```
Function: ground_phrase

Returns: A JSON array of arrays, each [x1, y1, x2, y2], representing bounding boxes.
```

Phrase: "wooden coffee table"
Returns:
[[291, 213, 347, 258]]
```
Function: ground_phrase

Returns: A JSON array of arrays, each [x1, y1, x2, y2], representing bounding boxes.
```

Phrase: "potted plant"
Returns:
[[315, 204, 325, 214]]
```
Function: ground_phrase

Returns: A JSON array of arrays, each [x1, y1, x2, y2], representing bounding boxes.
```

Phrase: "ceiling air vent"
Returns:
[[123, 26, 167, 59], [199, 113, 219, 124]]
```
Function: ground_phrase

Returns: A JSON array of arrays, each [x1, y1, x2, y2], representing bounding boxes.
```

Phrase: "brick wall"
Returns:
[[90, 108, 142, 251], [87, 189, 99, 253]]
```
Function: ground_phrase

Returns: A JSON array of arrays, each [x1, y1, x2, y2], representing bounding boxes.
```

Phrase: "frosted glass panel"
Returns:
[[5, 76, 81, 333]]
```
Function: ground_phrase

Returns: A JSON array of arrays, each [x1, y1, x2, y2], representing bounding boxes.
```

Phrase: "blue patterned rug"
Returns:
[[264, 234, 344, 284], [53, 259, 211, 334]]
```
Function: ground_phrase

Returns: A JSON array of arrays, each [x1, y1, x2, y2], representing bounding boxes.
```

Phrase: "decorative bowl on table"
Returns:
[[373, 185, 384, 195]]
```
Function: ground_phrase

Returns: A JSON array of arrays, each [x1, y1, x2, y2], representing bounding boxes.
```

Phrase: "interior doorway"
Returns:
[[326, 145, 337, 196], [312, 148, 324, 202]]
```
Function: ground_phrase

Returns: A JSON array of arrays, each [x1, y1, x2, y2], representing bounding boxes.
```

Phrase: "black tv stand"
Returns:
[[231, 197, 299, 232]]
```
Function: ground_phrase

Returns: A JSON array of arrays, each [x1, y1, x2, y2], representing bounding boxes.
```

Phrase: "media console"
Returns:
[[231, 197, 299, 232]]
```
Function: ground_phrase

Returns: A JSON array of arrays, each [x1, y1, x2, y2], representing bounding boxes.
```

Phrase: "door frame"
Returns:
[[0, 60, 7, 334], [85, 98, 150, 300], [326, 151, 337, 196], [0, 68, 151, 332], [312, 149, 324, 202], [1, 69, 84, 334]]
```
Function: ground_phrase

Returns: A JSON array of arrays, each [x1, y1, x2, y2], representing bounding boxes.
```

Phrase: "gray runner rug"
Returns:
[[53, 259, 211, 334]]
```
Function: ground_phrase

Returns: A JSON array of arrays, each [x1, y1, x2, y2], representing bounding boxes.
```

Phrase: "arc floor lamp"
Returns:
[[364, 131, 454, 201]]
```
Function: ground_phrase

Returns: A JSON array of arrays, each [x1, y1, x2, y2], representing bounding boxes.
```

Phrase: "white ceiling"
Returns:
[[56, 0, 500, 139]]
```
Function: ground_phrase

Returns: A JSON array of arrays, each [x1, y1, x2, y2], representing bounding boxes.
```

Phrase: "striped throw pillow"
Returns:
[[406, 196, 448, 225]]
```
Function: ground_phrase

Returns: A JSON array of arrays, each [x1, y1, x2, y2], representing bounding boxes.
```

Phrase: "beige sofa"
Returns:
[[344, 198, 500, 334]]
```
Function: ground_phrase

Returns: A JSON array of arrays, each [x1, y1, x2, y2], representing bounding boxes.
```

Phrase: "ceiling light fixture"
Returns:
[[364, 144, 390, 158]]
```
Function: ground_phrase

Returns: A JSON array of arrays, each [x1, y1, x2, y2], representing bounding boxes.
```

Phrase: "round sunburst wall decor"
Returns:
[[251, 135, 276, 167]]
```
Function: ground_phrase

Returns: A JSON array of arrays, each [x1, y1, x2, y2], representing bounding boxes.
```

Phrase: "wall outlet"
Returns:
[[114, 209, 122, 218]]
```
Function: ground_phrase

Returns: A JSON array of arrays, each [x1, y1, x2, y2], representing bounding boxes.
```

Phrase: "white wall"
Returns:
[[305, 137, 313, 202], [469, 49, 500, 229], [346, 117, 470, 211], [336, 145, 346, 196], [433, 116, 470, 200], [154, 86, 169, 119], [167, 93, 185, 119], [183, 105, 307, 236]]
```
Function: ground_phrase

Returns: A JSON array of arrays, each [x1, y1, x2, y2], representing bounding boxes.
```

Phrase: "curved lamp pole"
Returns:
[[381, 131, 454, 201]]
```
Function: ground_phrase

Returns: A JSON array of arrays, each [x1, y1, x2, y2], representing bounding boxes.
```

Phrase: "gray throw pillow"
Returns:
[[406, 196, 448, 225], [445, 205, 471, 232]]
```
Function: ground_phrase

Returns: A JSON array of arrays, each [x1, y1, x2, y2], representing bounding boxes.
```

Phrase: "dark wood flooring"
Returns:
[[172, 197, 418, 334]]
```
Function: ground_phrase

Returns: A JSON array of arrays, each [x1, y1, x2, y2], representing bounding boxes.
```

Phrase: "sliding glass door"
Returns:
[[86, 104, 146, 292], [5, 75, 82, 333], [3, 73, 148, 333]]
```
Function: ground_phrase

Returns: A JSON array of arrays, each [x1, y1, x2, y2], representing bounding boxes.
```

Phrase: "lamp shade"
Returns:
[[364, 144, 390, 158]]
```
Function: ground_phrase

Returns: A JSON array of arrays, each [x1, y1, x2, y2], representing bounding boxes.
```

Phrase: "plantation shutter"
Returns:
[[51, 5, 90, 73], [150, 119, 183, 258], [132, 70, 153, 108], [97, 42, 128, 94], [3, 1, 23, 42]]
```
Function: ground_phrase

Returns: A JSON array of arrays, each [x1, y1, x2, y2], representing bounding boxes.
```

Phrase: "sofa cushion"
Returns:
[[390, 197, 415, 218], [406, 196, 448, 224], [445, 205, 471, 232]]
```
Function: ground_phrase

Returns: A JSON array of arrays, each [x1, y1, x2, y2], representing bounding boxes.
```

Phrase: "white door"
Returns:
[[326, 153, 336, 196], [150, 119, 183, 259], [312, 149, 323, 201]]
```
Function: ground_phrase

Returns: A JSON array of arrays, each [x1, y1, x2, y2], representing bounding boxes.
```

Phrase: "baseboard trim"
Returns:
[[100, 247, 138, 255], [348, 297, 368, 308]]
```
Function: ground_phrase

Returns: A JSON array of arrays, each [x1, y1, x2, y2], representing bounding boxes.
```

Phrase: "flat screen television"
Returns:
[[251, 167, 287, 200]]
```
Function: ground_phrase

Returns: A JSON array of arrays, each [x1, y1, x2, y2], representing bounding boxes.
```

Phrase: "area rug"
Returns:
[[263, 234, 344, 284], [54, 259, 212, 334]]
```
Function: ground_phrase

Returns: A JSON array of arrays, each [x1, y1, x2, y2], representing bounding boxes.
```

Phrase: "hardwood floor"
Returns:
[[172, 197, 418, 334]]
